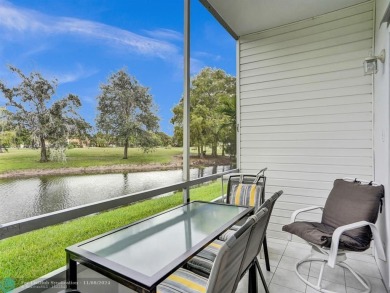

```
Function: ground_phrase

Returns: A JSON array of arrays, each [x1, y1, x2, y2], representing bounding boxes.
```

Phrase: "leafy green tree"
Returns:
[[171, 67, 236, 157], [0, 65, 91, 162], [96, 69, 159, 159], [171, 103, 184, 147], [14, 127, 32, 148], [91, 132, 110, 147], [0, 107, 14, 152], [156, 132, 172, 147], [218, 95, 236, 157], [1, 131, 16, 149]]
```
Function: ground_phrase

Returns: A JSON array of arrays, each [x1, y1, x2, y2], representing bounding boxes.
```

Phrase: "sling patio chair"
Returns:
[[223, 168, 267, 209], [186, 191, 283, 293], [237, 190, 283, 293], [282, 178, 386, 293], [222, 168, 271, 271], [157, 211, 257, 293]]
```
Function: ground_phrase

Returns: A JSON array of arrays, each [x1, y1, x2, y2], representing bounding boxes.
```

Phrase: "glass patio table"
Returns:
[[65, 201, 253, 293]]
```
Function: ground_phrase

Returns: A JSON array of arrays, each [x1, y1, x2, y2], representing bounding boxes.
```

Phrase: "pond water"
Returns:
[[0, 165, 231, 224]]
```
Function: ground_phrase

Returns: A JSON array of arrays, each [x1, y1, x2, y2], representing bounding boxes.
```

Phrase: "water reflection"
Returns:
[[34, 177, 72, 215], [0, 165, 230, 224]]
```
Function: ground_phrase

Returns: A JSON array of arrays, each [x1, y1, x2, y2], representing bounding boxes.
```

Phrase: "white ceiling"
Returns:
[[200, 0, 370, 38]]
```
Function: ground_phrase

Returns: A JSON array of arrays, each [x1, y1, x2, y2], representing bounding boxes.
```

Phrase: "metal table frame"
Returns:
[[65, 201, 254, 293]]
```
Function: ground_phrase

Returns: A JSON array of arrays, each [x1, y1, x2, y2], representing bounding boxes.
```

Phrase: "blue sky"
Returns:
[[0, 0, 235, 135]]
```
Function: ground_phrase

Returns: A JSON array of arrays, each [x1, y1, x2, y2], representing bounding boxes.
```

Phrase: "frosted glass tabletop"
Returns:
[[79, 201, 248, 277]]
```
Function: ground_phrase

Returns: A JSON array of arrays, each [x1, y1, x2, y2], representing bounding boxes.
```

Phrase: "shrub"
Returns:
[[49, 147, 67, 162]]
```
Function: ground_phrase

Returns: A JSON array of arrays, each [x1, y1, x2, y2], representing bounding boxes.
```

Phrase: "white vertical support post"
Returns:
[[235, 40, 241, 171], [183, 0, 191, 203]]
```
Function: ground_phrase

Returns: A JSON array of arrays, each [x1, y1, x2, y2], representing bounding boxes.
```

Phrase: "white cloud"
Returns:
[[0, 0, 179, 60], [0, 64, 98, 86], [193, 51, 222, 62], [169, 55, 206, 80], [48, 64, 99, 84], [144, 28, 183, 41], [0, 1, 209, 81], [0, 1, 46, 32], [81, 96, 95, 105], [190, 58, 206, 75], [20, 44, 51, 59]]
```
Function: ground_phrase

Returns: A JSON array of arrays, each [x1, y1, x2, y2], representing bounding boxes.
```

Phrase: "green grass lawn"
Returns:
[[0, 180, 226, 288], [0, 147, 183, 173]]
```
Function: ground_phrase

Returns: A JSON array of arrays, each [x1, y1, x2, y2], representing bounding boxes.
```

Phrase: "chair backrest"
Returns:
[[240, 190, 283, 273], [321, 179, 384, 246], [240, 206, 270, 272], [206, 216, 255, 293], [226, 168, 267, 210]]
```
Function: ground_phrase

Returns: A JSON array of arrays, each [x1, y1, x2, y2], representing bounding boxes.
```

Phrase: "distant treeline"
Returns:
[[0, 66, 235, 161]]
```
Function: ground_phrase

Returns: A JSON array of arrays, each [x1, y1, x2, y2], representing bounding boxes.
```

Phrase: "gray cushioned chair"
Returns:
[[282, 178, 386, 293], [157, 213, 256, 293], [186, 190, 283, 293]]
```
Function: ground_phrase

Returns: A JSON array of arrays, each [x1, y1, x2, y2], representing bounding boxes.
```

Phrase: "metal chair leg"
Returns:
[[254, 258, 270, 293], [263, 235, 270, 271], [248, 262, 258, 293]]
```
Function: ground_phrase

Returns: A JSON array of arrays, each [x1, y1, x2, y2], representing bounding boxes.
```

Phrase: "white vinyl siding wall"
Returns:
[[238, 2, 374, 240]]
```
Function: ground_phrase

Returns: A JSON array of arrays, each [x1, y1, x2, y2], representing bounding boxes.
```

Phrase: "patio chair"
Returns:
[[222, 168, 271, 271], [224, 168, 267, 209], [186, 191, 283, 293], [282, 178, 386, 293], [157, 211, 257, 293], [239, 190, 283, 293]]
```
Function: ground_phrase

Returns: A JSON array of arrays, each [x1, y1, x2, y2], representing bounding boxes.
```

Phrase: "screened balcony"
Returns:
[[4, 0, 390, 292]]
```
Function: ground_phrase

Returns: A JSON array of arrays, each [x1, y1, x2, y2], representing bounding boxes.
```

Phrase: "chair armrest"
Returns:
[[290, 206, 324, 223], [286, 206, 324, 240], [327, 221, 386, 268]]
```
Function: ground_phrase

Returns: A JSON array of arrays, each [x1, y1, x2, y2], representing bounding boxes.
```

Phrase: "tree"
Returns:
[[171, 67, 236, 157], [0, 65, 91, 162], [218, 95, 236, 157], [0, 107, 14, 152], [91, 132, 110, 147], [14, 127, 33, 148], [96, 69, 159, 159], [156, 132, 172, 147]]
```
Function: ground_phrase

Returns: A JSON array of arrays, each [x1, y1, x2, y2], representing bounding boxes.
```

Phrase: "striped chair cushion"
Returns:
[[186, 240, 224, 276], [188, 225, 248, 275], [218, 225, 240, 241], [219, 183, 263, 244], [229, 183, 262, 210], [157, 268, 208, 293]]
